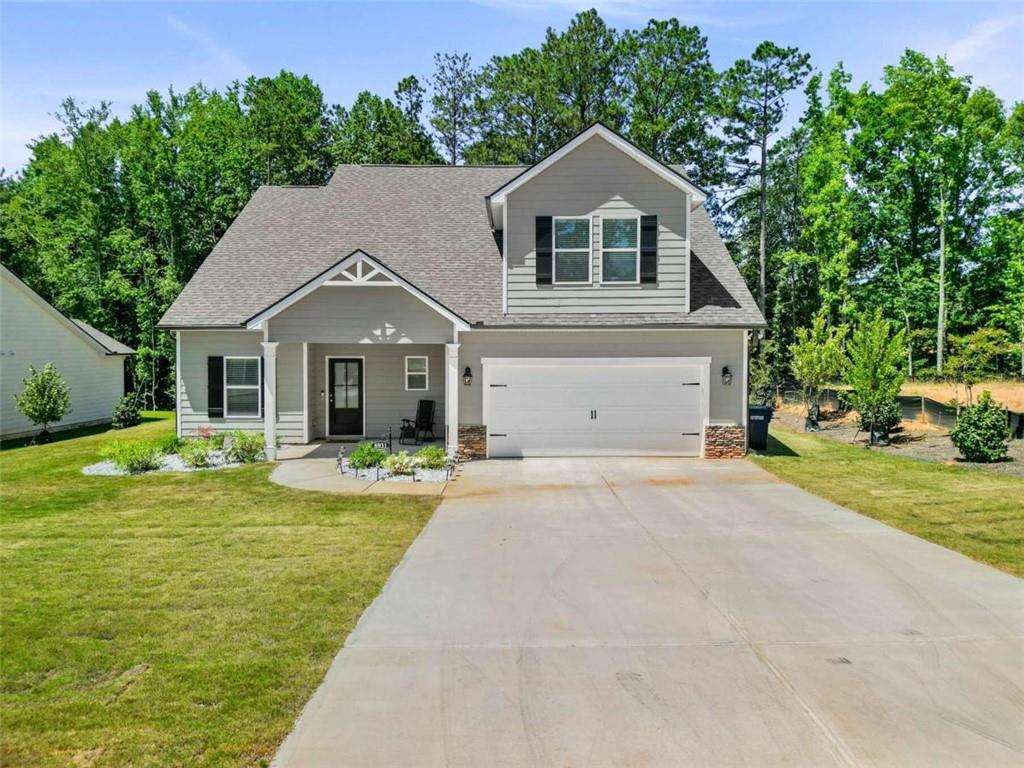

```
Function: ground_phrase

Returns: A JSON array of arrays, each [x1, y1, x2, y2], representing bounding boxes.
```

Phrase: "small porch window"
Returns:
[[405, 356, 428, 391], [225, 356, 261, 416]]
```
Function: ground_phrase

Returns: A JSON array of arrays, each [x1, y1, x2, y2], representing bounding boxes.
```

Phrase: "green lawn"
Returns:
[[0, 413, 437, 767], [751, 426, 1024, 577]]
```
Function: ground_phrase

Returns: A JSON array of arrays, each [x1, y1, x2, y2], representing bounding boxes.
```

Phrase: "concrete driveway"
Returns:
[[274, 458, 1024, 767]]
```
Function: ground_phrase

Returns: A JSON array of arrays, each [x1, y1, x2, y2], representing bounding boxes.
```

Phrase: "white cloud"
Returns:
[[926, 10, 1024, 103], [166, 15, 250, 80], [946, 10, 1024, 67]]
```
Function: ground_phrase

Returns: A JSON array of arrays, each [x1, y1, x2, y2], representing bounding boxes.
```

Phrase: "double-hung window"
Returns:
[[553, 217, 591, 284], [405, 356, 428, 391], [225, 356, 261, 417], [601, 217, 640, 283]]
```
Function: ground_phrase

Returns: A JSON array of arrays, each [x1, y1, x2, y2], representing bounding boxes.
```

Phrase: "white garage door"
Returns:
[[483, 358, 707, 457]]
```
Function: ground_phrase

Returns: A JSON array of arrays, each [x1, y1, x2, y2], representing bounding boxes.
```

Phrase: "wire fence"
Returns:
[[778, 387, 1024, 440]]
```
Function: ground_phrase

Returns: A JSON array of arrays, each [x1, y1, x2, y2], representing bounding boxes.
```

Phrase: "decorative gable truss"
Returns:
[[324, 259, 396, 286]]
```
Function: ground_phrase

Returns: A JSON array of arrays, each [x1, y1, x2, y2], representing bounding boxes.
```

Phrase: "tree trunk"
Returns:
[[936, 187, 946, 376], [759, 136, 768, 319]]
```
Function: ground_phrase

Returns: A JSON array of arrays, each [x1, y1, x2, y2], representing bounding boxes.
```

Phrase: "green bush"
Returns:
[[156, 434, 184, 455], [226, 431, 265, 464], [197, 426, 226, 448], [950, 391, 1011, 463], [102, 441, 163, 474], [111, 394, 142, 429], [414, 445, 448, 469], [856, 397, 902, 434], [348, 441, 386, 469], [14, 363, 71, 441], [383, 451, 417, 475], [179, 439, 213, 468]]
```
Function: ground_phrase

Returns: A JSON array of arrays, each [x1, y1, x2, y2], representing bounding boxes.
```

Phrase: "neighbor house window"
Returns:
[[602, 217, 640, 283], [553, 217, 591, 284], [405, 356, 428, 391], [225, 356, 260, 417]]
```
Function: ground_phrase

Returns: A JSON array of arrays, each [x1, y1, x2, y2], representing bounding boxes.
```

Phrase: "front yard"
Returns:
[[0, 413, 437, 767], [751, 426, 1024, 577]]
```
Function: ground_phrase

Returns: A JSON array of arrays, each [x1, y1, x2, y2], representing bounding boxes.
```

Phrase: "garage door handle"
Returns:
[[681, 432, 699, 436], [681, 382, 700, 386], [489, 384, 507, 388]]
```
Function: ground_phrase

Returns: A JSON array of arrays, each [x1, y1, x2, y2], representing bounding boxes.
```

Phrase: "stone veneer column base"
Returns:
[[704, 424, 747, 458], [457, 425, 487, 461]]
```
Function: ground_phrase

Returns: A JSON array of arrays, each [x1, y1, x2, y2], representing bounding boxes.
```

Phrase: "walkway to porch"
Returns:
[[270, 442, 447, 496]]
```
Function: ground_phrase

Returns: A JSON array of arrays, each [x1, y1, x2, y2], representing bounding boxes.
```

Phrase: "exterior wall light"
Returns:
[[462, 366, 473, 386], [721, 366, 733, 385]]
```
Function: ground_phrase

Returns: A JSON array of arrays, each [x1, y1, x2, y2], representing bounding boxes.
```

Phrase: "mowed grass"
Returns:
[[751, 426, 1024, 577], [0, 413, 437, 767]]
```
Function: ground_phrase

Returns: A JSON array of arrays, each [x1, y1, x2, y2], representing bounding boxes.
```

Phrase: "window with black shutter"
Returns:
[[535, 216, 553, 285], [207, 356, 224, 418], [640, 215, 658, 284]]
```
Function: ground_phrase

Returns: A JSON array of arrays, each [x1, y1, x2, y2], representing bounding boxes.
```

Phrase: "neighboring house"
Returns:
[[0, 265, 135, 439], [159, 124, 765, 459]]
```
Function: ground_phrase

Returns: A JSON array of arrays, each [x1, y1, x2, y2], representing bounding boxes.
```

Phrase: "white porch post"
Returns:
[[445, 342, 460, 453], [261, 341, 278, 460]]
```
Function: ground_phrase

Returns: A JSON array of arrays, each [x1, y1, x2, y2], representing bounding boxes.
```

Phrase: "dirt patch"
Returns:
[[641, 476, 694, 487], [71, 748, 104, 768], [901, 380, 1024, 412], [772, 408, 1024, 477], [444, 482, 577, 499]]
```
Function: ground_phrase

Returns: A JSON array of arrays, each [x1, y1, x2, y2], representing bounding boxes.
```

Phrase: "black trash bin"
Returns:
[[748, 405, 773, 451]]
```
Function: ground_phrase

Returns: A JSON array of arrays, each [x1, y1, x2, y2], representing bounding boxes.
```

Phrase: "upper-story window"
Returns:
[[553, 217, 591, 284], [601, 217, 640, 283]]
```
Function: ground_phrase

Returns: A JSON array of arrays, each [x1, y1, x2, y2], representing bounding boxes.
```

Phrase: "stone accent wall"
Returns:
[[458, 425, 487, 461], [704, 424, 746, 458]]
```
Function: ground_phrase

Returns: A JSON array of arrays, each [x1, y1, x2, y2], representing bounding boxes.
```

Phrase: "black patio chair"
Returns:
[[400, 400, 437, 445]]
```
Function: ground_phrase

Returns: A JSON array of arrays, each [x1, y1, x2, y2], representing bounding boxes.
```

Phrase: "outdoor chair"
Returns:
[[400, 400, 437, 445]]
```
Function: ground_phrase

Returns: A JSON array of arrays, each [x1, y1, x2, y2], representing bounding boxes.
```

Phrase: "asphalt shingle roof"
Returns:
[[159, 164, 764, 329], [71, 319, 135, 355]]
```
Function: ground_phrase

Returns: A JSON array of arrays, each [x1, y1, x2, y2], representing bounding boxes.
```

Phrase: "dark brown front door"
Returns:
[[328, 358, 363, 435]]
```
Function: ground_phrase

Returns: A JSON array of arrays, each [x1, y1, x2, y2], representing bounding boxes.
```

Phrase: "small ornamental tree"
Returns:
[[748, 338, 778, 406], [789, 315, 847, 431], [950, 391, 1011, 462], [13, 363, 71, 442], [845, 310, 907, 445]]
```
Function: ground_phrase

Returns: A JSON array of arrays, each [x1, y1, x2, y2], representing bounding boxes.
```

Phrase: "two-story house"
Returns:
[[159, 124, 765, 459]]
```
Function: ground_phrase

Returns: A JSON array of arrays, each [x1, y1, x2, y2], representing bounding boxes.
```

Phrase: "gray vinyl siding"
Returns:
[[505, 135, 689, 314], [309, 344, 445, 440], [1, 272, 125, 438], [269, 286, 454, 344], [178, 330, 305, 442], [457, 329, 744, 426]]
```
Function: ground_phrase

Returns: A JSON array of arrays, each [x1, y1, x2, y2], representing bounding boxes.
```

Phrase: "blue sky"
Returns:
[[2, 1, 1022, 173]]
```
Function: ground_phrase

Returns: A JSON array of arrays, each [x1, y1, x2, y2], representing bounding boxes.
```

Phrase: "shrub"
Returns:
[[383, 451, 417, 475], [414, 445, 448, 469], [348, 441, 386, 469], [950, 391, 1010, 463], [179, 439, 213, 468], [855, 397, 902, 435], [102, 440, 162, 474], [845, 310, 907, 444], [156, 434, 184, 455], [111, 394, 142, 429], [748, 339, 779, 406], [226, 431, 266, 464], [197, 426, 227, 449], [13, 363, 71, 442], [789, 316, 847, 431]]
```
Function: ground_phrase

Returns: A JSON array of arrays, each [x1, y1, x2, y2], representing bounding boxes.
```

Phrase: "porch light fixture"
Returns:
[[462, 366, 473, 386], [721, 366, 733, 386]]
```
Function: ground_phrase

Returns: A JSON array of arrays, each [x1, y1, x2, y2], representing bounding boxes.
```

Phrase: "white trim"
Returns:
[[404, 355, 429, 392], [501, 202, 508, 315], [302, 342, 310, 443], [224, 355, 262, 418], [175, 331, 182, 438], [480, 356, 711, 459], [685, 193, 692, 313], [467, 327, 762, 332], [599, 214, 641, 285], [445, 342, 461, 453], [488, 125, 707, 210], [324, 355, 367, 438], [742, 329, 750, 439], [552, 216, 593, 286], [261, 341, 278, 460], [246, 250, 471, 332]]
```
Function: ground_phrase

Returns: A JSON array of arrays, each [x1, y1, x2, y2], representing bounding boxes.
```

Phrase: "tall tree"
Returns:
[[720, 41, 811, 319], [621, 19, 722, 187], [332, 86, 440, 165], [429, 52, 480, 164]]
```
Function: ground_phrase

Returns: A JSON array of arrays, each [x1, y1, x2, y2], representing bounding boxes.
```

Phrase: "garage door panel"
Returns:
[[485, 359, 707, 458]]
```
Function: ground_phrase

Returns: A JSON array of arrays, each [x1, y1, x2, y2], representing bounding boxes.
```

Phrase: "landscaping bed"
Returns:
[[771, 404, 1024, 477], [338, 442, 455, 484]]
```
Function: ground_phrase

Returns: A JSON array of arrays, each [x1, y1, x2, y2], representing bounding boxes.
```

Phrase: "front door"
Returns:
[[328, 358, 364, 436]]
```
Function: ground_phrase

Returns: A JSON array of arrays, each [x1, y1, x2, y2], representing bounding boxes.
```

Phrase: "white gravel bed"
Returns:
[[339, 464, 450, 483], [82, 451, 242, 476]]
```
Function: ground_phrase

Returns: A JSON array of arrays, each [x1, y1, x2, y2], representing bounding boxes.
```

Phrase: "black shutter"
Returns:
[[207, 356, 224, 418], [640, 215, 658, 284], [260, 357, 265, 417], [535, 216, 553, 285]]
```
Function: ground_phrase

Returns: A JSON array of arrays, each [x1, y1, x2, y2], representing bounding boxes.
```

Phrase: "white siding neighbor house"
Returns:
[[0, 265, 134, 439], [160, 124, 765, 459]]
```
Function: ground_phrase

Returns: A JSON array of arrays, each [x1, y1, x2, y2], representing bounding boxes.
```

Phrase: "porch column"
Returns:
[[261, 341, 278, 460], [445, 343, 460, 454]]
